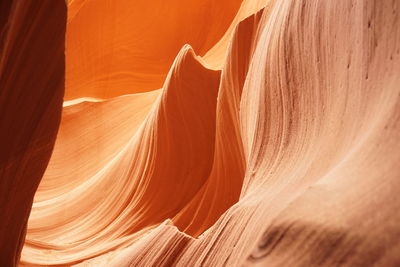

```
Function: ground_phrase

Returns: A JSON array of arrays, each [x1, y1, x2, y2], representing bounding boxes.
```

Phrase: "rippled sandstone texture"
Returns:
[[1, 0, 400, 266]]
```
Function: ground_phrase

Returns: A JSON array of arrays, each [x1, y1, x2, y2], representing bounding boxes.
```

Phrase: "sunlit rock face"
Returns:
[[0, 0, 399, 266]]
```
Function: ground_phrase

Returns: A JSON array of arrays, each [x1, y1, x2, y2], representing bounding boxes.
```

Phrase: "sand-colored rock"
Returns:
[[0, 0, 399, 266]]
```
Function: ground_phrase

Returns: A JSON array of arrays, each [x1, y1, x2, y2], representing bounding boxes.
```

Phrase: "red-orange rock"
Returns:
[[1, 0, 399, 266], [0, 1, 66, 265]]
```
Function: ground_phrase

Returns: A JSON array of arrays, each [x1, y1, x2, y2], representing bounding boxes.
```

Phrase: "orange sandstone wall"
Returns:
[[0, 0, 399, 266], [0, 1, 66, 265]]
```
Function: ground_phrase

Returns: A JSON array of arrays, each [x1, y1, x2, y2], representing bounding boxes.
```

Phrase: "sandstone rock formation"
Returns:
[[1, 0, 399, 266], [0, 1, 66, 265]]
